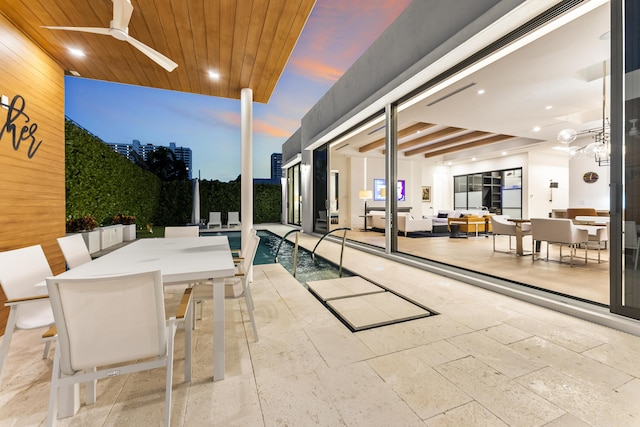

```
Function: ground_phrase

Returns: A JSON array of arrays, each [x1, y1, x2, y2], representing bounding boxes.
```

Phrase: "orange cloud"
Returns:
[[290, 57, 345, 82], [210, 110, 296, 138]]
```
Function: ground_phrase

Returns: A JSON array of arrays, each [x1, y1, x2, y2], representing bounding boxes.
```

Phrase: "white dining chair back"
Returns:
[[45, 270, 192, 427], [164, 225, 199, 238], [207, 212, 222, 229], [193, 233, 260, 341], [57, 234, 92, 269], [0, 245, 55, 386], [624, 220, 640, 270], [227, 211, 241, 228]]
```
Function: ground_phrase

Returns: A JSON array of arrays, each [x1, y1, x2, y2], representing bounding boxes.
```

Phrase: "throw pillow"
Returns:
[[437, 213, 448, 218]]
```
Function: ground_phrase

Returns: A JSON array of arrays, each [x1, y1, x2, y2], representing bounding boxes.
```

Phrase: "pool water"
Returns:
[[201, 230, 354, 283]]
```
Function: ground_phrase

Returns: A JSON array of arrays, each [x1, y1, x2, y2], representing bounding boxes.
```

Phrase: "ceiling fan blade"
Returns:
[[111, 0, 134, 31], [41, 26, 111, 36], [126, 35, 178, 72]]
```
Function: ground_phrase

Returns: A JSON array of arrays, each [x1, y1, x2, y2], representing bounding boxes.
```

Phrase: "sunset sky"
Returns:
[[64, 0, 412, 181]]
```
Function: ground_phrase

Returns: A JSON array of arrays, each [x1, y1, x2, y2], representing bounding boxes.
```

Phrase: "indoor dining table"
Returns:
[[52, 236, 236, 417]]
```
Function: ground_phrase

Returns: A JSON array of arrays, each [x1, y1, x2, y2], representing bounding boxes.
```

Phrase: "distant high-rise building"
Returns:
[[254, 153, 283, 185], [271, 153, 282, 181], [105, 140, 193, 179]]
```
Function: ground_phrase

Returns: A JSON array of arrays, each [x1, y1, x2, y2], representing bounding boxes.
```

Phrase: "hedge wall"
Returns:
[[154, 179, 282, 226], [66, 120, 282, 227], [65, 120, 161, 227]]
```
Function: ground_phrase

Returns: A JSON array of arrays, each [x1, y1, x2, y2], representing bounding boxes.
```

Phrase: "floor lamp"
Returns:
[[359, 190, 372, 231]]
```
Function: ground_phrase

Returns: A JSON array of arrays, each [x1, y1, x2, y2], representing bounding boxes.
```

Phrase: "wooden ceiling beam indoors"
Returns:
[[358, 122, 434, 153], [404, 130, 490, 157], [423, 134, 515, 158], [0, 0, 316, 103], [395, 126, 464, 152]]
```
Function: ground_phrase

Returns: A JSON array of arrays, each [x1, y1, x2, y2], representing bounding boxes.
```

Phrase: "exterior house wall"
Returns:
[[0, 13, 66, 333], [300, 0, 522, 150]]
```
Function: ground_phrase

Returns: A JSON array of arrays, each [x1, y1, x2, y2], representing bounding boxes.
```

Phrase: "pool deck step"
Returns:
[[307, 276, 432, 331], [307, 276, 385, 301]]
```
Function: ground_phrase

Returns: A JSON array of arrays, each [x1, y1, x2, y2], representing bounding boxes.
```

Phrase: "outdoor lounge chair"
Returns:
[[207, 212, 222, 229], [227, 211, 241, 228]]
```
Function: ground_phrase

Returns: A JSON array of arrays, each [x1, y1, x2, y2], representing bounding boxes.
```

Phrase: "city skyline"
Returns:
[[63, 0, 411, 181]]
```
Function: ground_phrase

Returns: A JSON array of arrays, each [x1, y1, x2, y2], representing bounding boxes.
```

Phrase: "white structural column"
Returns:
[[241, 88, 254, 259]]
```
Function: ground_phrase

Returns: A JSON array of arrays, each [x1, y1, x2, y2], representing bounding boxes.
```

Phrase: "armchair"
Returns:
[[490, 215, 531, 253], [530, 218, 589, 267]]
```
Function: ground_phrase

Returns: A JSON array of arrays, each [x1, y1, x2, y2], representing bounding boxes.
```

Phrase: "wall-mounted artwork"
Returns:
[[422, 186, 431, 202], [373, 179, 406, 201]]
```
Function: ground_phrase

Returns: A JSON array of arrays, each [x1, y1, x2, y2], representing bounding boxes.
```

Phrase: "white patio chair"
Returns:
[[164, 225, 199, 238], [192, 233, 259, 341], [57, 234, 92, 269], [0, 245, 55, 386], [207, 212, 222, 229], [624, 220, 640, 270], [227, 211, 241, 228], [45, 270, 193, 427]]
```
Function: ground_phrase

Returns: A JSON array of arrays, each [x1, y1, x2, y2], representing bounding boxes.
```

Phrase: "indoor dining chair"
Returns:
[[45, 270, 193, 427], [57, 234, 92, 269], [192, 233, 259, 341], [0, 245, 55, 386], [164, 225, 199, 238], [624, 220, 640, 270]]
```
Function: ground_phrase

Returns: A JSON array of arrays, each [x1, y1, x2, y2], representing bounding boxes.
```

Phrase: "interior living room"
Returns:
[[321, 1, 612, 305]]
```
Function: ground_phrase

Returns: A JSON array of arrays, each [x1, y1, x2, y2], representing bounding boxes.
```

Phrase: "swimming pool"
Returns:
[[200, 229, 354, 283]]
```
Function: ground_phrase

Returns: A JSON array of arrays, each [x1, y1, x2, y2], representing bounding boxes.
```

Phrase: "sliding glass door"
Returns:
[[612, 0, 640, 320]]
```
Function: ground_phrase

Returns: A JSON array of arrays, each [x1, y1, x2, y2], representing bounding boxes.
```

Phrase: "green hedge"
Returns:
[[65, 120, 282, 227], [65, 120, 161, 227]]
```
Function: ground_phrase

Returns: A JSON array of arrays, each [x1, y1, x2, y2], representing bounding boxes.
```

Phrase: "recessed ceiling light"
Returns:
[[545, 105, 553, 110], [477, 89, 485, 95], [208, 70, 220, 79], [68, 48, 85, 57], [501, 151, 507, 156], [447, 161, 452, 165], [533, 126, 541, 132], [472, 157, 477, 161]]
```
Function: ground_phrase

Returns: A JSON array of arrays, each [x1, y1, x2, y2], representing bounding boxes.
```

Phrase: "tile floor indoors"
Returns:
[[2, 226, 640, 426]]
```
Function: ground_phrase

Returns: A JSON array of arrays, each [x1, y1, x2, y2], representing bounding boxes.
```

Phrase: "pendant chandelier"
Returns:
[[556, 60, 610, 166]]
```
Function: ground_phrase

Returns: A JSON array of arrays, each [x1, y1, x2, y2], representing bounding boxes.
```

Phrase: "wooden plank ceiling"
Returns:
[[0, 0, 316, 103], [359, 121, 516, 159]]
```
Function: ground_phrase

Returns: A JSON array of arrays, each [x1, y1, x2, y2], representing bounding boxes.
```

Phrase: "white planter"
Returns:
[[80, 230, 101, 254], [100, 224, 124, 250], [122, 224, 136, 241]]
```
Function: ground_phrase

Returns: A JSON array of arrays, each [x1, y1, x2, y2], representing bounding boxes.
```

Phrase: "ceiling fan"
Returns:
[[42, 0, 178, 72]]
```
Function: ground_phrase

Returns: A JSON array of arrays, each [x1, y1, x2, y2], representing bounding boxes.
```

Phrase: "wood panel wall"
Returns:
[[0, 12, 66, 334]]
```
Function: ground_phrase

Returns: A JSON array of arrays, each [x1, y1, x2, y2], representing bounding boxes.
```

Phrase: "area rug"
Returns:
[[404, 231, 450, 238]]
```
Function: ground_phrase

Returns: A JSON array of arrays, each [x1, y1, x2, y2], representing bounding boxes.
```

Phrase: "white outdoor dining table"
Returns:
[[52, 236, 236, 417]]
